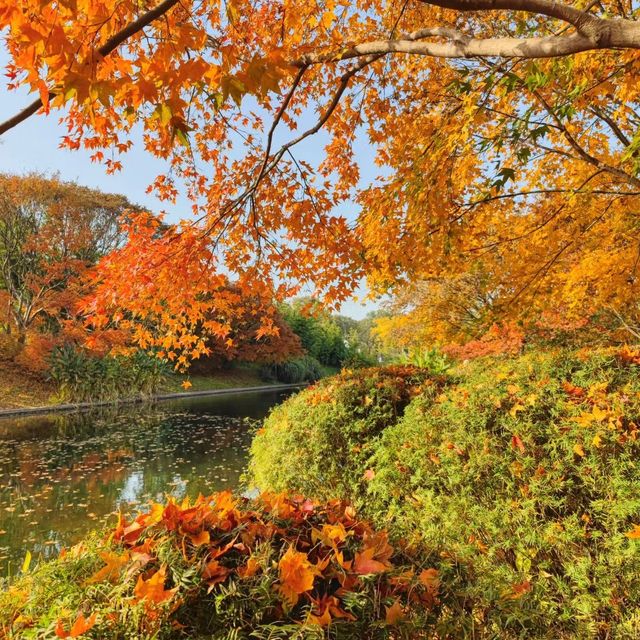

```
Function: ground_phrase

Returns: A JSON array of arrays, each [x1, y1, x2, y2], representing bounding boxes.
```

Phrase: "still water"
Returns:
[[0, 389, 293, 576]]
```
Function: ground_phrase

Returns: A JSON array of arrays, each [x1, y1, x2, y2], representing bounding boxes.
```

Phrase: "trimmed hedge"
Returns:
[[249, 349, 640, 638], [248, 365, 443, 504]]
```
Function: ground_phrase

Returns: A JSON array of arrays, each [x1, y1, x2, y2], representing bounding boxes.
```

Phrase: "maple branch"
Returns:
[[254, 66, 307, 190], [527, 86, 640, 188], [418, 0, 602, 38], [296, 16, 640, 65], [608, 305, 640, 339], [589, 106, 632, 147], [460, 186, 640, 207], [202, 55, 381, 240], [0, 0, 180, 137]]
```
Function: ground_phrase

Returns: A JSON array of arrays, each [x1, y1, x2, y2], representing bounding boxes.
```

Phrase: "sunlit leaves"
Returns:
[[54, 612, 97, 638], [277, 546, 319, 606]]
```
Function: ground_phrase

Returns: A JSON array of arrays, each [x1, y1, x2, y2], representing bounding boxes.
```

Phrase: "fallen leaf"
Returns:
[[385, 599, 405, 625]]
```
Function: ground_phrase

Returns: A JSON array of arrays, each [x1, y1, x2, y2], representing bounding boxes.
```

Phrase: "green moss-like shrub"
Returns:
[[249, 349, 640, 638], [0, 492, 439, 639], [248, 365, 443, 503]]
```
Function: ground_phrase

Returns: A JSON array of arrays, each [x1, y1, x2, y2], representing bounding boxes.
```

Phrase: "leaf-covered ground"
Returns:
[[0, 362, 56, 410]]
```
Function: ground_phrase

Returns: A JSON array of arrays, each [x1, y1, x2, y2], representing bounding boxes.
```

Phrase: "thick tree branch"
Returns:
[[0, 0, 179, 136], [296, 18, 640, 67]]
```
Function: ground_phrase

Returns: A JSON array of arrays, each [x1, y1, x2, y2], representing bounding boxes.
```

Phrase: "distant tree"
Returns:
[[333, 312, 386, 365], [0, 173, 130, 341], [280, 298, 348, 368], [189, 290, 303, 372], [373, 269, 496, 354]]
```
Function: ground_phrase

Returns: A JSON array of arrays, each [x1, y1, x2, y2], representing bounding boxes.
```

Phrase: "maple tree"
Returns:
[[0, 173, 128, 342], [2, 0, 640, 349]]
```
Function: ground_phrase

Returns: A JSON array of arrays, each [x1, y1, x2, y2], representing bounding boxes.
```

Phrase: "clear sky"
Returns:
[[0, 54, 382, 319]]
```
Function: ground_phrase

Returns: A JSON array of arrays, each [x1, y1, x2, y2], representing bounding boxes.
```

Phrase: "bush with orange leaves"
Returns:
[[0, 492, 440, 638], [442, 322, 525, 361]]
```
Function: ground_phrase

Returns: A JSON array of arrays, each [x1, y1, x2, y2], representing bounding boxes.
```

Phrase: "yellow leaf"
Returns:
[[509, 403, 524, 418], [573, 443, 585, 457], [21, 550, 31, 574], [85, 550, 130, 584]]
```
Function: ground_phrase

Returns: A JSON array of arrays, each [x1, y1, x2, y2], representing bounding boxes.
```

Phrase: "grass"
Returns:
[[160, 363, 277, 393]]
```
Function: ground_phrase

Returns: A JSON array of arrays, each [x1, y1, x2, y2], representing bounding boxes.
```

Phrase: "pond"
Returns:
[[0, 388, 294, 577]]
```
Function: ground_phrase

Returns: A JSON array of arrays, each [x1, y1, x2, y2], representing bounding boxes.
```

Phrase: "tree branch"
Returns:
[[418, 0, 603, 38], [296, 19, 640, 67], [0, 0, 180, 136]]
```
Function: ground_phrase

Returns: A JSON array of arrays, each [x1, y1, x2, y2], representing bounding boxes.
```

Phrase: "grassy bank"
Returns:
[[0, 362, 56, 410], [0, 362, 277, 410]]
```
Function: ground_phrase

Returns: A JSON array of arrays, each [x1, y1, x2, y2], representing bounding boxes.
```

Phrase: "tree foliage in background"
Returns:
[[279, 299, 348, 368], [0, 173, 128, 341], [4, 0, 640, 354]]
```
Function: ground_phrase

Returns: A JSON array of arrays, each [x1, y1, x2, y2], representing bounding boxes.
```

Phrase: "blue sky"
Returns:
[[0, 55, 382, 319]]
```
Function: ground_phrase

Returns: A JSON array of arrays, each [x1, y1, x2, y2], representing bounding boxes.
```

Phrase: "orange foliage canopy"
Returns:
[[2, 0, 640, 351]]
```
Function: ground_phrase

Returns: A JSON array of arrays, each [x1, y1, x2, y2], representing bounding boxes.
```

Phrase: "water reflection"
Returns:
[[0, 389, 292, 576]]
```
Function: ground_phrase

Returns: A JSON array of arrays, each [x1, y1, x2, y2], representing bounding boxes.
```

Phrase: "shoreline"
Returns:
[[0, 382, 306, 419]]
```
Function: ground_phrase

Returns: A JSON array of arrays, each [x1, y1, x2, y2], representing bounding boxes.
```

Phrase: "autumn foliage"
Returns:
[[0, 492, 440, 638], [4, 0, 640, 354]]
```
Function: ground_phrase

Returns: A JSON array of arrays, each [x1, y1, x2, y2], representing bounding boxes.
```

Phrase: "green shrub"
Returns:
[[401, 346, 451, 375], [260, 355, 323, 384], [0, 493, 440, 639], [249, 365, 441, 503], [49, 345, 168, 403], [250, 348, 640, 637], [342, 349, 377, 369]]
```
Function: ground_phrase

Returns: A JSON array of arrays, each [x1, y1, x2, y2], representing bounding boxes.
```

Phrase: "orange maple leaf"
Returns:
[[353, 546, 389, 575], [188, 529, 210, 546], [54, 612, 97, 638], [202, 558, 230, 587], [133, 566, 178, 606], [504, 579, 531, 600], [277, 546, 318, 606], [419, 568, 440, 594], [625, 524, 640, 539], [85, 550, 130, 584], [385, 599, 405, 625]]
